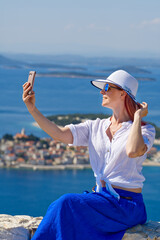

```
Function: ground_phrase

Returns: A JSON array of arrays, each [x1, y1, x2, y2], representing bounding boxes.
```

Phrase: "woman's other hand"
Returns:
[[22, 82, 36, 113], [135, 102, 148, 119]]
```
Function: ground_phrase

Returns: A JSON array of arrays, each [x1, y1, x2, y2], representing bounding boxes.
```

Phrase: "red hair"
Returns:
[[124, 94, 146, 125]]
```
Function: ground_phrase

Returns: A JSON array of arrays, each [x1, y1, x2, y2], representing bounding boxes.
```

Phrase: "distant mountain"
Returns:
[[3, 53, 160, 67], [0, 54, 25, 68], [100, 65, 151, 74], [0, 55, 16, 65], [0, 54, 88, 69], [28, 63, 86, 71], [2, 53, 87, 65], [1, 53, 160, 71], [36, 71, 155, 81]]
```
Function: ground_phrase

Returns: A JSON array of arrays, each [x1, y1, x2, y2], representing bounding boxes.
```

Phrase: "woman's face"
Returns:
[[100, 84, 124, 109]]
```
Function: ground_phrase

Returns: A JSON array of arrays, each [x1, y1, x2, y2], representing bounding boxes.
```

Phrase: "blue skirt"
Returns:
[[32, 188, 147, 240]]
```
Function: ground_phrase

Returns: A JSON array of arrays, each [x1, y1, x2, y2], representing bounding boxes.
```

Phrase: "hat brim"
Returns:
[[91, 78, 138, 104]]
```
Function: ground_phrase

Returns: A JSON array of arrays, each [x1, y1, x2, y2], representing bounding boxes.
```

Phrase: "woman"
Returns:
[[23, 69, 155, 240]]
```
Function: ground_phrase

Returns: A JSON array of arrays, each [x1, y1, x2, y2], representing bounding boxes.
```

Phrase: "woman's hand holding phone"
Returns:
[[22, 82, 36, 113], [22, 71, 36, 113]]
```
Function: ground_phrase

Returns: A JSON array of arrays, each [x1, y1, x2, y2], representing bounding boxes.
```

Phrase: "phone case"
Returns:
[[28, 71, 36, 94]]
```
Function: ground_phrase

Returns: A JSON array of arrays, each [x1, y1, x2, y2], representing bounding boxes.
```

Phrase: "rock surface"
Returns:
[[123, 221, 160, 240], [0, 214, 159, 240], [0, 214, 43, 240]]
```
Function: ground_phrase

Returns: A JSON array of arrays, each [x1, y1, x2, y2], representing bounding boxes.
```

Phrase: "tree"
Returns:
[[2, 134, 13, 141]]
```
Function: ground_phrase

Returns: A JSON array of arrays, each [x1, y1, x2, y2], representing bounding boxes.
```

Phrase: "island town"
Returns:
[[0, 128, 90, 170], [0, 127, 160, 170]]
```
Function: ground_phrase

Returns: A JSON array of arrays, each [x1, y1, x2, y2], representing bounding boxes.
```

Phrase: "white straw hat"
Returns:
[[91, 70, 138, 103]]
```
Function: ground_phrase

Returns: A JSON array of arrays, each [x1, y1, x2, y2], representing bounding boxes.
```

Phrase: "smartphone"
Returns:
[[28, 71, 36, 94]]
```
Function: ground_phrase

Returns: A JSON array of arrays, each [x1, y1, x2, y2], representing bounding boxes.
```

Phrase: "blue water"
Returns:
[[0, 167, 159, 221], [0, 61, 160, 138]]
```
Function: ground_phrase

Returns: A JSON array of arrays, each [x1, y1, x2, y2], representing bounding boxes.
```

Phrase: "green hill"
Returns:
[[47, 113, 160, 139]]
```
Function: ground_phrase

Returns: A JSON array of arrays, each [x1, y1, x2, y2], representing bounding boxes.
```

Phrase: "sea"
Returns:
[[0, 55, 160, 220], [0, 167, 159, 221]]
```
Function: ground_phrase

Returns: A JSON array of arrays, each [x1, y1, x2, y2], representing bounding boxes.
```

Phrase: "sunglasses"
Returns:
[[104, 83, 122, 92]]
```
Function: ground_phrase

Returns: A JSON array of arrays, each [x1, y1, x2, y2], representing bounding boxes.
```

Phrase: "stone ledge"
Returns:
[[0, 214, 159, 240], [123, 222, 160, 240], [0, 214, 43, 240]]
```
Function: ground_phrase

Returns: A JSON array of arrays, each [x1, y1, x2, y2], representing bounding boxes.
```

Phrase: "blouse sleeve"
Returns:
[[141, 123, 156, 152], [66, 121, 90, 146]]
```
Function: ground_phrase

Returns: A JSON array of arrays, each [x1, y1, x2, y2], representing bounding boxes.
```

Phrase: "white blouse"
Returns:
[[67, 117, 155, 200]]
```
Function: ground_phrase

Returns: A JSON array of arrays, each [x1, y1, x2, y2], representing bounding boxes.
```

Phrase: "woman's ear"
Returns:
[[121, 90, 127, 98]]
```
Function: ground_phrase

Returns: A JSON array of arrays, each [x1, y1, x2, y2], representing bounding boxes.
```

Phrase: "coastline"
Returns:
[[32, 122, 40, 128], [2, 163, 92, 171], [1, 162, 160, 171], [142, 161, 160, 166], [36, 73, 155, 82]]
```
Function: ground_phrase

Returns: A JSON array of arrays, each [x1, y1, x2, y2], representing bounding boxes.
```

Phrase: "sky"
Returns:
[[1, 0, 160, 57]]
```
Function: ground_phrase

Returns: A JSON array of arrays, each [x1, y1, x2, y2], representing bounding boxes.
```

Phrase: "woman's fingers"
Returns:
[[140, 102, 148, 117], [140, 102, 148, 108], [23, 82, 32, 92], [22, 82, 34, 101], [23, 82, 28, 87], [23, 85, 32, 98], [23, 82, 30, 89], [141, 102, 148, 112], [135, 102, 148, 118]]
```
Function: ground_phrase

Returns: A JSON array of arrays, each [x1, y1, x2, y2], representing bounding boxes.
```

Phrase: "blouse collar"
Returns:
[[104, 117, 132, 130]]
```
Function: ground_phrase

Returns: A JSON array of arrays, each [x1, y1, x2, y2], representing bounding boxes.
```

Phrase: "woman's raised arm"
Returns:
[[126, 102, 148, 158], [22, 82, 73, 144]]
